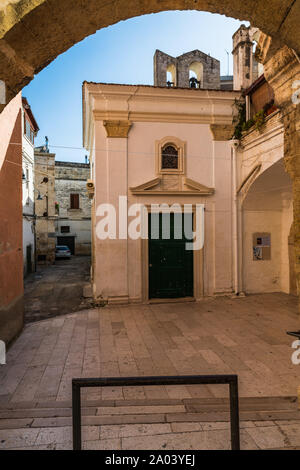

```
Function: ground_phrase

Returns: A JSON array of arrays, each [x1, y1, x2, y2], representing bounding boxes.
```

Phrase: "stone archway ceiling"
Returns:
[[0, 0, 300, 105]]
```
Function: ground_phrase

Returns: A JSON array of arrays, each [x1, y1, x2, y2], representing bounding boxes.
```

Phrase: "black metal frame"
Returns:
[[72, 374, 240, 451], [287, 331, 300, 339]]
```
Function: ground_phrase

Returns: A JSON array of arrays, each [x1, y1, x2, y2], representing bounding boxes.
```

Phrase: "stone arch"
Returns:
[[189, 61, 204, 88], [1, 0, 300, 107], [166, 64, 176, 87], [241, 159, 294, 294]]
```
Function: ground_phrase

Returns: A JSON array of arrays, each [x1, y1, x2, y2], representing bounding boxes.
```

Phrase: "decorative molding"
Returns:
[[210, 124, 235, 141], [237, 164, 262, 198], [130, 176, 214, 196], [130, 178, 160, 192], [184, 177, 215, 194], [95, 111, 235, 125], [103, 120, 132, 138]]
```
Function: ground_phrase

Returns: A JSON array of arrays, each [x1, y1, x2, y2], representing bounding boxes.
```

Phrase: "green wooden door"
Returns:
[[149, 213, 193, 299]]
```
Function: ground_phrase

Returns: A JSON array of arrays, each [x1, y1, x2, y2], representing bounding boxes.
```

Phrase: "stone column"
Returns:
[[258, 37, 300, 302]]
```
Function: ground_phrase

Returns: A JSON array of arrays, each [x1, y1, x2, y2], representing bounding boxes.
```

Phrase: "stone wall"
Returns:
[[55, 161, 91, 255], [1, 0, 300, 108], [34, 151, 56, 264]]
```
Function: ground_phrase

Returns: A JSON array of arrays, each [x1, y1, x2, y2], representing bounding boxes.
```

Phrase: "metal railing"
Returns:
[[72, 374, 240, 450]]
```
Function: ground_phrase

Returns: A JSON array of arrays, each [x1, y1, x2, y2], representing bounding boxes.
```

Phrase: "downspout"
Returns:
[[231, 140, 239, 295]]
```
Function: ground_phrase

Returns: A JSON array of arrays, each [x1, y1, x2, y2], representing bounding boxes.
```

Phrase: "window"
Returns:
[[24, 116, 35, 144], [61, 226, 70, 233], [155, 136, 186, 175], [161, 145, 178, 169], [70, 193, 79, 209]]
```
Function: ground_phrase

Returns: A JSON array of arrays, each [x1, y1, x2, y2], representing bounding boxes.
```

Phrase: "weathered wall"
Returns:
[[0, 94, 23, 345], [233, 24, 254, 90], [1, 0, 300, 107], [257, 40, 300, 305], [55, 162, 91, 255], [34, 151, 56, 264]]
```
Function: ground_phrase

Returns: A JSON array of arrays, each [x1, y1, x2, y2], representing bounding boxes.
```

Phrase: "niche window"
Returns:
[[156, 137, 186, 175], [61, 226, 70, 233]]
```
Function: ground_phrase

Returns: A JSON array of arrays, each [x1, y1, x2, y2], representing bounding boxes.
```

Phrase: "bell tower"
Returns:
[[232, 25, 254, 90], [154, 49, 220, 89]]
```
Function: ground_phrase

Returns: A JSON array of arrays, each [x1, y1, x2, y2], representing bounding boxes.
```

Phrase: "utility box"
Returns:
[[253, 233, 271, 261]]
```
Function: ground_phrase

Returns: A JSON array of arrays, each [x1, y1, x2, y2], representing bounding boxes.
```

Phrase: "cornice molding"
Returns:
[[130, 177, 214, 196], [96, 111, 234, 125]]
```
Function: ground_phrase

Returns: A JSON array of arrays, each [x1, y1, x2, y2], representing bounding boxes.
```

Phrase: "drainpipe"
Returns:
[[231, 140, 239, 295]]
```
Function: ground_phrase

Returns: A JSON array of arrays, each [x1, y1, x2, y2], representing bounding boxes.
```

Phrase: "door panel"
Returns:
[[149, 213, 193, 299]]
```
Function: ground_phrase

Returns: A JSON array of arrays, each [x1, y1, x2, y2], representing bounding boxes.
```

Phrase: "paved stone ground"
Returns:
[[1, 292, 300, 450], [24, 256, 91, 323]]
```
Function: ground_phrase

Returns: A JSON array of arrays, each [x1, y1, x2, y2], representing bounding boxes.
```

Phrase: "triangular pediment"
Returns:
[[130, 176, 214, 196]]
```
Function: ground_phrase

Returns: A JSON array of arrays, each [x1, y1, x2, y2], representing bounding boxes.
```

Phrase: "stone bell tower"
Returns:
[[232, 25, 255, 91], [154, 49, 220, 89]]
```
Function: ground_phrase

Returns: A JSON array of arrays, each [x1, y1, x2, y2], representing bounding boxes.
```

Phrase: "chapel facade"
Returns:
[[82, 25, 295, 305]]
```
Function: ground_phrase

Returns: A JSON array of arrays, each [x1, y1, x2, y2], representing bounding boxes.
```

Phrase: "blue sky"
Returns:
[[23, 11, 247, 162]]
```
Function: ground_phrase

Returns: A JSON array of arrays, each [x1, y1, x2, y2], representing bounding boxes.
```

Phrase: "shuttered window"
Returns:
[[70, 193, 79, 209]]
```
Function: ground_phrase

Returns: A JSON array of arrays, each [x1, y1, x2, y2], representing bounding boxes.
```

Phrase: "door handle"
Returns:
[[149, 264, 152, 267]]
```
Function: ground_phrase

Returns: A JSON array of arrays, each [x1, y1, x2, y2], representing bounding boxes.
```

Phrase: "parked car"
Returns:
[[55, 245, 71, 259]]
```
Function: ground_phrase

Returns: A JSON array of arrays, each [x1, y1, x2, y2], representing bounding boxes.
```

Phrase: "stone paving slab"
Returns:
[[1, 417, 300, 450], [0, 293, 300, 450]]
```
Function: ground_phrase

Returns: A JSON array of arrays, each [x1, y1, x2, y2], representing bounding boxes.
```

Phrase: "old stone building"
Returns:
[[34, 146, 56, 264], [55, 161, 91, 255]]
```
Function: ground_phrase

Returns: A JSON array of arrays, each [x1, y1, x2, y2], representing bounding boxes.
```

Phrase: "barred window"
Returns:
[[161, 145, 178, 170]]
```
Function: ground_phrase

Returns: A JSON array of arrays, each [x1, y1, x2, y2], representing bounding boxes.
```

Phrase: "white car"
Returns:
[[55, 245, 71, 259]]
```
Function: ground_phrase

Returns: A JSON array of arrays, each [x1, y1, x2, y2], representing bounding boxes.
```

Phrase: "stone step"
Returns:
[[0, 396, 299, 429], [0, 395, 297, 410]]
